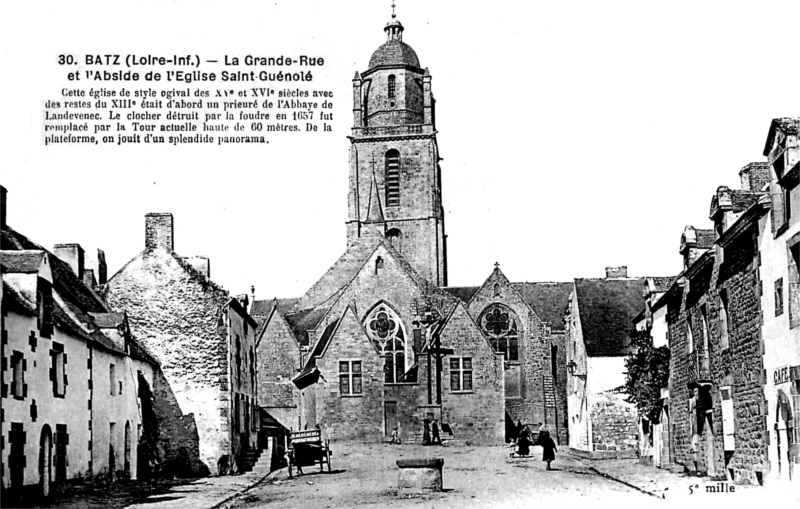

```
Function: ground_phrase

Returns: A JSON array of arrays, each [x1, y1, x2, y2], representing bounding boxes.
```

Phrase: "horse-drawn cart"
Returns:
[[285, 429, 332, 478]]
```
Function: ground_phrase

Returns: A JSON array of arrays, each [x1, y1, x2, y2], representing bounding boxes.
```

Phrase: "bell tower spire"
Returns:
[[346, 8, 447, 286]]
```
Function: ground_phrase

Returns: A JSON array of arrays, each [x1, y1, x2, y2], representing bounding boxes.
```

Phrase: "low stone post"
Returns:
[[396, 458, 444, 493]]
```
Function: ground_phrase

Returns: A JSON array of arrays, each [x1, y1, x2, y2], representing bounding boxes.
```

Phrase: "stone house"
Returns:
[[565, 267, 654, 457], [663, 162, 771, 484], [103, 213, 258, 475], [1, 187, 158, 501], [758, 118, 800, 488], [254, 12, 572, 448]]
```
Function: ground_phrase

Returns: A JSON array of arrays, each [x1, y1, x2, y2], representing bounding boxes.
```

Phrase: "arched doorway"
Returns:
[[124, 421, 132, 479], [39, 425, 53, 498]]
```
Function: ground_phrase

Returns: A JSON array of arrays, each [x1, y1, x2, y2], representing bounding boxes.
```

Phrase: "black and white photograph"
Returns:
[[1, 0, 799, 507]]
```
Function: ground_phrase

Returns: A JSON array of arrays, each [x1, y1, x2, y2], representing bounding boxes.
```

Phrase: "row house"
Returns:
[[0, 186, 159, 502], [661, 118, 800, 489]]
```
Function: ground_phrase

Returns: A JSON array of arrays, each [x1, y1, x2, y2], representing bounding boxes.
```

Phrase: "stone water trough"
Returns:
[[396, 458, 444, 493]]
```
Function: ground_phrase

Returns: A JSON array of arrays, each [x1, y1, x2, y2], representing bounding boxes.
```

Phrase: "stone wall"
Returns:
[[589, 391, 638, 453], [104, 248, 232, 473], [434, 304, 505, 445], [256, 311, 301, 429], [468, 268, 550, 432], [666, 230, 767, 484], [315, 308, 384, 441]]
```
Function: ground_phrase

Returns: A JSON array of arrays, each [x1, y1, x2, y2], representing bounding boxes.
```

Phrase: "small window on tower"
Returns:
[[388, 74, 396, 99], [385, 149, 401, 207]]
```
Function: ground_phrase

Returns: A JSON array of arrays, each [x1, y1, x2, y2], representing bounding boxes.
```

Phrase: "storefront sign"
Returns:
[[774, 365, 790, 385]]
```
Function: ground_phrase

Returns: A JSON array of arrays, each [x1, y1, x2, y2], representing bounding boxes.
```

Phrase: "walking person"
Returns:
[[431, 418, 441, 445], [539, 429, 557, 470]]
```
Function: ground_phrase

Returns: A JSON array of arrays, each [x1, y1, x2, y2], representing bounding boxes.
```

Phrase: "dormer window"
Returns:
[[375, 256, 385, 274]]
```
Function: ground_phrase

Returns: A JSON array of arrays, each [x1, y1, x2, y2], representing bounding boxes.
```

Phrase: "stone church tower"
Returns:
[[347, 13, 447, 286]]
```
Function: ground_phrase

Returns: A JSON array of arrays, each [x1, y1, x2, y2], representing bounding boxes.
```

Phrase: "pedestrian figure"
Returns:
[[422, 419, 431, 445], [539, 429, 557, 470], [432, 418, 441, 445], [511, 425, 533, 458], [391, 426, 401, 444]]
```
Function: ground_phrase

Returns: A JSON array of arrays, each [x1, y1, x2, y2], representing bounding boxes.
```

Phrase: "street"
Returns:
[[220, 442, 648, 508]]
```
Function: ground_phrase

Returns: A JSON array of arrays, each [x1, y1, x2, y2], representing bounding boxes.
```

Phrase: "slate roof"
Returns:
[[443, 281, 573, 332], [574, 277, 647, 357], [512, 282, 574, 332], [369, 40, 420, 69], [89, 312, 126, 328], [442, 286, 480, 303], [2, 225, 157, 364], [3, 226, 108, 313], [0, 250, 45, 273], [251, 298, 301, 318], [2, 280, 36, 315], [284, 307, 330, 347], [649, 276, 677, 293]]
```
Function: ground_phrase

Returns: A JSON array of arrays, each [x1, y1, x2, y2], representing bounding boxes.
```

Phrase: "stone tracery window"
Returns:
[[479, 304, 519, 361], [365, 303, 406, 383]]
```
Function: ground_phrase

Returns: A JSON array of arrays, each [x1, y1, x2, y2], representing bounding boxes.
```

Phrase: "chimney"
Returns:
[[53, 243, 85, 278], [739, 162, 771, 192], [83, 268, 97, 289], [0, 185, 6, 230], [96, 249, 107, 284], [605, 266, 628, 278], [145, 213, 174, 251], [182, 255, 210, 278]]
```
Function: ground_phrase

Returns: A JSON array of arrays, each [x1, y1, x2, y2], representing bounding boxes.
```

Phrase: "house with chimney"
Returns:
[[565, 266, 665, 457], [1, 186, 159, 502], [103, 213, 259, 475]]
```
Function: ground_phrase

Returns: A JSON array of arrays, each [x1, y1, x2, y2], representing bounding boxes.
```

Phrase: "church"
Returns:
[[253, 10, 572, 446]]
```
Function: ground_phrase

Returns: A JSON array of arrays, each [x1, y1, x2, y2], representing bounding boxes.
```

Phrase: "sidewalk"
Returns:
[[125, 464, 274, 509], [585, 458, 797, 505]]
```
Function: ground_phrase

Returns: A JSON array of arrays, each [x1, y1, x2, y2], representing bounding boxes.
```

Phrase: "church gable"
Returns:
[[436, 302, 505, 444], [255, 308, 302, 411], [298, 235, 383, 310], [467, 265, 544, 327], [313, 306, 385, 440]]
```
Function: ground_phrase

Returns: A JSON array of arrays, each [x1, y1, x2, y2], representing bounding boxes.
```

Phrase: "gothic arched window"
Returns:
[[388, 74, 396, 99], [385, 149, 401, 207], [364, 303, 406, 383], [479, 304, 519, 361]]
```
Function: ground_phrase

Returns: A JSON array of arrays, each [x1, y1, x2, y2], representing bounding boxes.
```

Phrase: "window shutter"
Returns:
[[22, 359, 27, 371], [23, 384, 27, 398], [10, 381, 16, 396], [63, 353, 68, 365], [64, 374, 69, 386]]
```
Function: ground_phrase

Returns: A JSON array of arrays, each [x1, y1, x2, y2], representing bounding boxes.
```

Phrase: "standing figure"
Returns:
[[540, 429, 557, 470], [511, 425, 533, 457], [391, 426, 401, 445], [432, 418, 441, 445], [422, 419, 431, 446]]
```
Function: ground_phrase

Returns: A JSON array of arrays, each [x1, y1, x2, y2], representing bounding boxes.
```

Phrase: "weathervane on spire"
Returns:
[[391, 0, 396, 19]]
